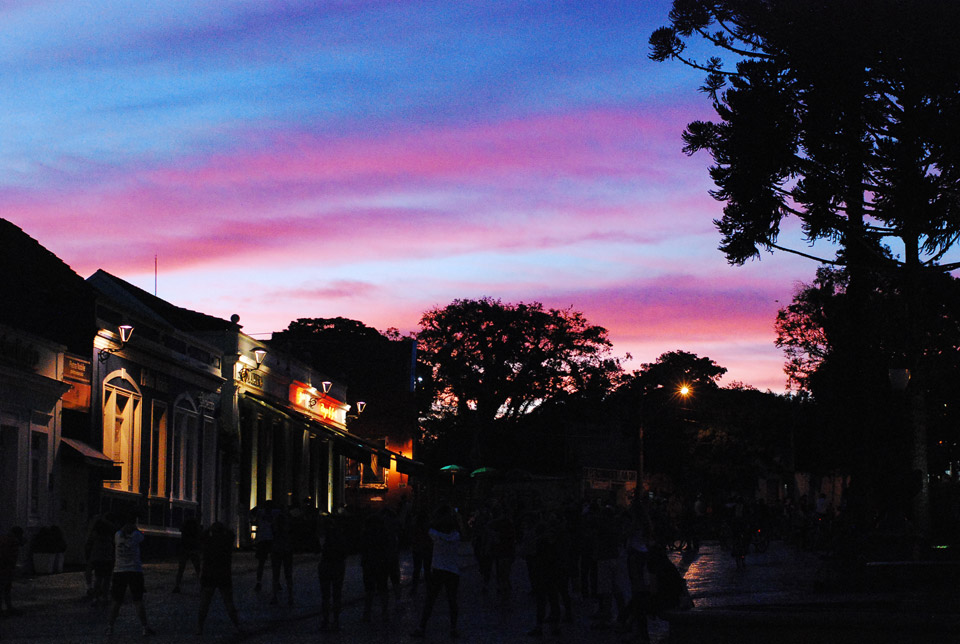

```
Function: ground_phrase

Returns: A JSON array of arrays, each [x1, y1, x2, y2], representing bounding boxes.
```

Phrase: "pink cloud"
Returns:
[[146, 108, 690, 191], [9, 109, 718, 277]]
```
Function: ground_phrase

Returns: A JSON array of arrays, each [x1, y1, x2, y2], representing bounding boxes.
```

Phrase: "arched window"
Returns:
[[170, 396, 199, 502], [102, 372, 142, 493]]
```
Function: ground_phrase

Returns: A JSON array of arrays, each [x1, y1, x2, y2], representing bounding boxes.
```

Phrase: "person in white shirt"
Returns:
[[411, 505, 462, 639], [106, 517, 154, 637]]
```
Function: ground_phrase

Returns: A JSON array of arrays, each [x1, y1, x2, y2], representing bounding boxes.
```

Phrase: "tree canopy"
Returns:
[[270, 317, 418, 427], [417, 297, 621, 426], [650, 0, 960, 274], [631, 350, 727, 397]]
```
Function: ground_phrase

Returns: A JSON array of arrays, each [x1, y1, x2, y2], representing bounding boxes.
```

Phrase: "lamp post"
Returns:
[[889, 366, 931, 553], [637, 383, 692, 500]]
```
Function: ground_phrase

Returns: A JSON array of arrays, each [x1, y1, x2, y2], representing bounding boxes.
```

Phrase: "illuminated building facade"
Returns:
[[269, 323, 423, 510], [86, 271, 226, 556], [1, 218, 422, 561], [0, 220, 110, 567], [0, 325, 70, 548], [198, 321, 421, 546]]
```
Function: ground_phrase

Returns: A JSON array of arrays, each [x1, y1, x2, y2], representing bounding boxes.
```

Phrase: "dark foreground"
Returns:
[[1, 539, 957, 643]]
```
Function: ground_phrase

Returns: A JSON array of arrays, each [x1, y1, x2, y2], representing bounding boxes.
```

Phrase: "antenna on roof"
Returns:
[[154, 254, 158, 296]]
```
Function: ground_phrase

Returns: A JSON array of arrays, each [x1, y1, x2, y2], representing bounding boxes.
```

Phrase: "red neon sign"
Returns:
[[289, 382, 347, 428]]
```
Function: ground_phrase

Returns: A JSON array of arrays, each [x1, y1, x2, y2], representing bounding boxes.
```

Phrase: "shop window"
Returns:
[[360, 439, 388, 489]]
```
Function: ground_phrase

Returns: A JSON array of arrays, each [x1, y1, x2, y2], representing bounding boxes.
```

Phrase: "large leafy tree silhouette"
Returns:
[[417, 297, 621, 464]]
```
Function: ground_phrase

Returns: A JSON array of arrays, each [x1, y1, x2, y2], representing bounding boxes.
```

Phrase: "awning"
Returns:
[[240, 392, 424, 474], [60, 437, 115, 468], [333, 439, 372, 465], [394, 453, 426, 476], [61, 437, 122, 480]]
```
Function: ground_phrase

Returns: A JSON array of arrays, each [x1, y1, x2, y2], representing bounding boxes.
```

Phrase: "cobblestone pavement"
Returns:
[[0, 538, 915, 643]]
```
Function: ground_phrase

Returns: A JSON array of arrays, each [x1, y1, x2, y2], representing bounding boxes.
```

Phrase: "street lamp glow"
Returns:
[[679, 384, 691, 397]]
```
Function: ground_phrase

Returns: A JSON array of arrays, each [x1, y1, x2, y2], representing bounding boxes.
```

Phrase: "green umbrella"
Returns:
[[440, 464, 464, 484], [470, 466, 500, 479]]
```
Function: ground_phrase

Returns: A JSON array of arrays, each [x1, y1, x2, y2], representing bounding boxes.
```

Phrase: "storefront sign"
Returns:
[[62, 354, 91, 411], [289, 381, 348, 429], [64, 354, 90, 383], [583, 467, 637, 496]]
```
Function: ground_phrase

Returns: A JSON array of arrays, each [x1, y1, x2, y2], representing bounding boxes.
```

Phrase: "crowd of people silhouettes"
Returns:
[[0, 488, 700, 642]]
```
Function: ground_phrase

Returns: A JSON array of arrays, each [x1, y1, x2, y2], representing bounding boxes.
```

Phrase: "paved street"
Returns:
[[2, 540, 667, 644], [1, 538, 956, 643]]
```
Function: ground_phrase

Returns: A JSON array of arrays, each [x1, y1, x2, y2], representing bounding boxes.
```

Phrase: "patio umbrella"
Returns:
[[439, 464, 464, 485], [470, 466, 501, 479]]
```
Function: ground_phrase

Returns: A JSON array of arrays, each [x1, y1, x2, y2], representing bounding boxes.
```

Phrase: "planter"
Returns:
[[32, 552, 64, 574]]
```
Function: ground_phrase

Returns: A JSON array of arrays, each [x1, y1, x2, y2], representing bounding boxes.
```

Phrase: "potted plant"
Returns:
[[31, 526, 67, 574]]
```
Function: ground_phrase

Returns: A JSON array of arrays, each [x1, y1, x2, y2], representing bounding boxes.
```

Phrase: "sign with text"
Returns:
[[289, 381, 348, 430], [62, 354, 91, 411]]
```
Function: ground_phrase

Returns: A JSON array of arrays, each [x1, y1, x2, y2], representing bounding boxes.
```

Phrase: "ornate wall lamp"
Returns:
[[346, 401, 368, 421], [97, 325, 134, 362], [306, 380, 334, 407], [239, 347, 267, 381]]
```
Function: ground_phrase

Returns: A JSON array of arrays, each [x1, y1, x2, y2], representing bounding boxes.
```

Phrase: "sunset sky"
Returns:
[[2, 0, 820, 391]]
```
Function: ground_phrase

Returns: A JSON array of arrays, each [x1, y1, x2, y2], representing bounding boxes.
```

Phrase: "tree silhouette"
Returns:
[[651, 0, 960, 539], [270, 317, 418, 443], [417, 298, 621, 464], [650, 0, 960, 276]]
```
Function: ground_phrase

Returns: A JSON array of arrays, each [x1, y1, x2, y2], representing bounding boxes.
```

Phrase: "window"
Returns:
[[171, 399, 198, 502], [149, 402, 168, 497], [360, 438, 388, 488], [102, 375, 142, 493]]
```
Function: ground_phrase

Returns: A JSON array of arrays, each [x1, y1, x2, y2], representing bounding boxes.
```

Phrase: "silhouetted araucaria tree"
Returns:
[[651, 0, 960, 539]]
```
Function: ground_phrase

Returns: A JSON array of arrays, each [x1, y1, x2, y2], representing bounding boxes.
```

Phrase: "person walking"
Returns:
[[251, 500, 277, 592], [410, 508, 433, 595], [591, 504, 625, 629], [85, 513, 117, 607], [381, 506, 403, 599], [471, 505, 494, 594], [411, 505, 462, 639], [270, 505, 295, 606], [0, 526, 24, 617], [360, 511, 390, 622], [489, 507, 517, 601], [617, 500, 654, 643], [172, 516, 201, 593], [526, 518, 562, 637], [106, 517, 155, 637], [317, 512, 348, 632], [578, 500, 600, 599], [196, 521, 240, 636]]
